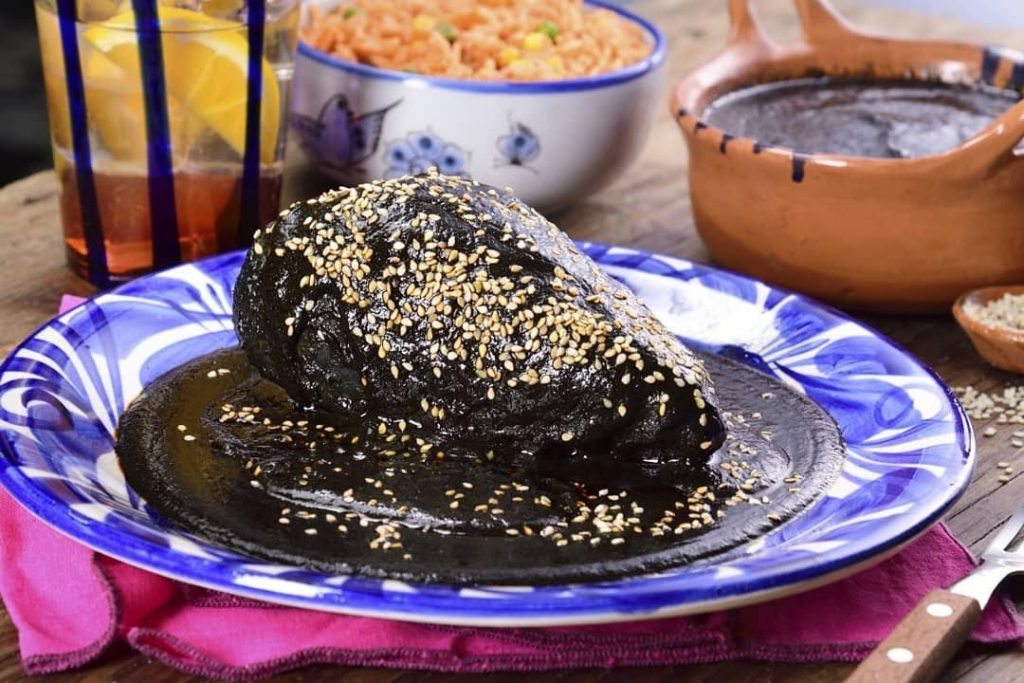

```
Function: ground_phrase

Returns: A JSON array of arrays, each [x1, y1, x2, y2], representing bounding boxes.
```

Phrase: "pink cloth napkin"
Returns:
[[0, 296, 1018, 679]]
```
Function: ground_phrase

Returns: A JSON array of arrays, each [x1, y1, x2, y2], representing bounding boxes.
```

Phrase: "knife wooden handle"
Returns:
[[847, 588, 982, 683]]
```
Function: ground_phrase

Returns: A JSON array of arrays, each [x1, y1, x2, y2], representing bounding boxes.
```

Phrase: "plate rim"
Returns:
[[1, 495, 936, 626]]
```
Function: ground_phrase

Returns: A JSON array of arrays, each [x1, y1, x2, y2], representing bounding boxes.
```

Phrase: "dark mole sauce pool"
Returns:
[[117, 349, 844, 585], [703, 77, 1021, 158]]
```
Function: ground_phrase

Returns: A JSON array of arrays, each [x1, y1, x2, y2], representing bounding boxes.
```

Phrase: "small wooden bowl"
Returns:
[[953, 285, 1024, 374]]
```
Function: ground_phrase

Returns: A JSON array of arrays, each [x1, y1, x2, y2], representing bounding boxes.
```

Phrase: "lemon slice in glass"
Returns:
[[81, 48, 207, 163], [82, 7, 280, 165]]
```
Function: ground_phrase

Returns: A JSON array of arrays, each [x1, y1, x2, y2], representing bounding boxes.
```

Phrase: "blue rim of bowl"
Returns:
[[0, 244, 975, 624], [296, 0, 667, 94]]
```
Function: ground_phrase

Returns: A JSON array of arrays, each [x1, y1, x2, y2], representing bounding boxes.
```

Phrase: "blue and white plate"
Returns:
[[0, 244, 973, 626]]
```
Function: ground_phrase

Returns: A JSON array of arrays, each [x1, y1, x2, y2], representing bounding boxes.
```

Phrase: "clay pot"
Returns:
[[672, 0, 1024, 313]]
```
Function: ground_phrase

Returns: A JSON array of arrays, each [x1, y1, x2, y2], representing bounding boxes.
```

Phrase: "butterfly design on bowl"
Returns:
[[496, 121, 541, 170], [383, 131, 470, 179], [290, 94, 401, 171]]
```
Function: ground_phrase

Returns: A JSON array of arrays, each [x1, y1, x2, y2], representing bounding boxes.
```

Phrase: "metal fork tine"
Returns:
[[983, 500, 1024, 557]]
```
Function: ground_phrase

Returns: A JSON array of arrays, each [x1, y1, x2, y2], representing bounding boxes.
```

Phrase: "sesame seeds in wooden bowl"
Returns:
[[953, 285, 1024, 374]]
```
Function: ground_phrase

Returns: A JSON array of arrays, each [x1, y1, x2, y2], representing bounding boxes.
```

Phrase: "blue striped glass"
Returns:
[[35, 0, 297, 287]]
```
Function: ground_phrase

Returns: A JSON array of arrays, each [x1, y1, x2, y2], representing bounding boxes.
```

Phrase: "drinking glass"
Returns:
[[35, 0, 299, 287]]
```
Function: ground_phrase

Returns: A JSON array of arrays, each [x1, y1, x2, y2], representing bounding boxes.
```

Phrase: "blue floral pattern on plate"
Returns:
[[384, 131, 469, 179], [0, 244, 973, 626]]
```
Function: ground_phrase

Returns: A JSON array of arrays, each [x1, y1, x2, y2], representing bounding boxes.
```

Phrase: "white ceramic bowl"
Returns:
[[289, 0, 667, 211]]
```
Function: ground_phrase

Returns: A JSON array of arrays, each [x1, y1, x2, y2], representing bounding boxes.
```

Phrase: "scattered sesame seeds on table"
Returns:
[[1, 1, 1024, 681]]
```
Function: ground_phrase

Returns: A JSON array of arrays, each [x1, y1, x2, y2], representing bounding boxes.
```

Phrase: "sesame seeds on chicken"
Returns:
[[234, 170, 725, 466]]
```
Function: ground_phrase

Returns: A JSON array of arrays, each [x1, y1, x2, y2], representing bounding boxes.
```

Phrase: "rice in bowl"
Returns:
[[302, 0, 652, 81]]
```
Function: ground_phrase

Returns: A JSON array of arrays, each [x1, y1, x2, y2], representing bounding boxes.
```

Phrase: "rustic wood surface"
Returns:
[[2, 0, 1024, 681]]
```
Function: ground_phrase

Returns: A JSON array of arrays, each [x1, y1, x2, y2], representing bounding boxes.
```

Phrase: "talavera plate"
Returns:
[[0, 244, 973, 626]]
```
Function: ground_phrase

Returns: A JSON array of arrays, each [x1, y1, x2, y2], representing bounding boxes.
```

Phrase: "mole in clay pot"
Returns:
[[673, 0, 1024, 313]]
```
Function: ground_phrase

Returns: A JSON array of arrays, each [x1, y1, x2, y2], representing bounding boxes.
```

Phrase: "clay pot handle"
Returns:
[[727, 0, 869, 49], [726, 0, 772, 49], [945, 98, 1024, 175], [987, 97, 1024, 163], [792, 0, 868, 45]]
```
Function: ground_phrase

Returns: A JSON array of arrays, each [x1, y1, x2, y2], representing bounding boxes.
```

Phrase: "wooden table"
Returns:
[[2, 1, 1024, 681]]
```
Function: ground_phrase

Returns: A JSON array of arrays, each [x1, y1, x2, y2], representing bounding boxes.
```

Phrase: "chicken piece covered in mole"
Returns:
[[234, 170, 725, 468]]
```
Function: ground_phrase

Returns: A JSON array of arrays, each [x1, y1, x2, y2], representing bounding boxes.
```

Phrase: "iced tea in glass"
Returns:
[[35, 0, 299, 286]]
